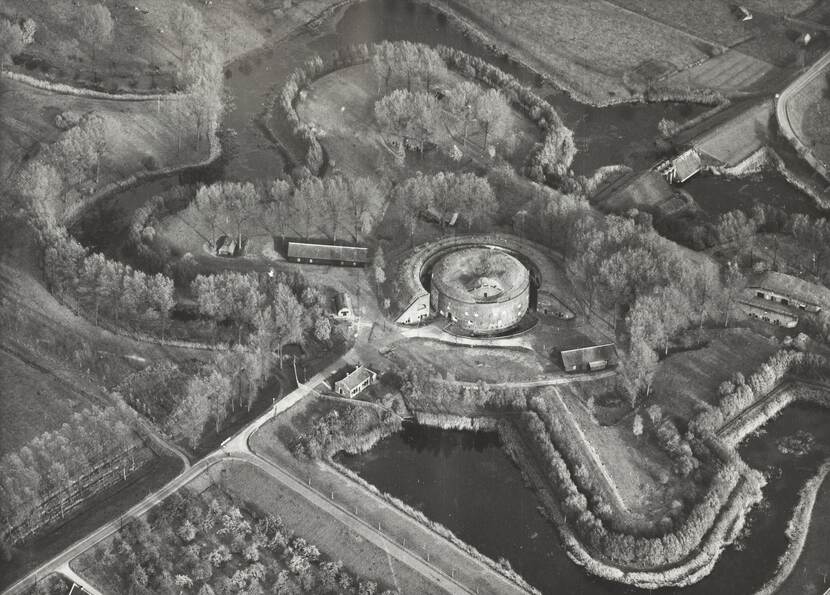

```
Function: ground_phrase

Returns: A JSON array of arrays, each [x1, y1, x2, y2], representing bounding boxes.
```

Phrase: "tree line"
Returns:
[[86, 487, 396, 594], [281, 41, 574, 180], [690, 348, 828, 435], [394, 171, 497, 236], [0, 401, 145, 556], [505, 411, 763, 569], [43, 232, 176, 336], [170, 270, 342, 448], [183, 174, 383, 249]]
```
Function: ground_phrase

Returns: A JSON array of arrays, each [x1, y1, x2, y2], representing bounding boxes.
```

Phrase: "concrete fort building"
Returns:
[[430, 247, 530, 334]]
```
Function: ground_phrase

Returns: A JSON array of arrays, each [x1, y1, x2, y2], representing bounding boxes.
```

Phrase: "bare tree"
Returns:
[[0, 19, 24, 73], [77, 4, 114, 80]]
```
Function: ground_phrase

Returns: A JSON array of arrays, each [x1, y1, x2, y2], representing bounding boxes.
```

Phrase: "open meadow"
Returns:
[[0, 0, 342, 92], [651, 328, 780, 421], [297, 62, 540, 180], [553, 383, 695, 523]]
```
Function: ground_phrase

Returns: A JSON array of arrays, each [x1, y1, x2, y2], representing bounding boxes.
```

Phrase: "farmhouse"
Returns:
[[334, 366, 377, 398], [749, 271, 830, 314], [286, 242, 368, 266], [740, 296, 798, 328], [560, 344, 618, 373], [334, 292, 353, 319]]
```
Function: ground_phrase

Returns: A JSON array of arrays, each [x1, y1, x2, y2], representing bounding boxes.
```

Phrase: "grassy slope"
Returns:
[[651, 328, 779, 421], [0, 0, 342, 92], [0, 76, 207, 183], [554, 383, 692, 521]]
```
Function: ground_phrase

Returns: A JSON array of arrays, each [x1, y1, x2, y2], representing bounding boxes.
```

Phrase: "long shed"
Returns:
[[286, 242, 368, 266]]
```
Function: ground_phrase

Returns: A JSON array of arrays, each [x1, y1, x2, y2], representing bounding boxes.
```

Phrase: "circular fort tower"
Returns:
[[430, 247, 530, 334]]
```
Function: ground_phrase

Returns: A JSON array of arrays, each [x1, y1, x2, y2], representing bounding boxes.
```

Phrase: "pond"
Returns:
[[338, 403, 830, 594]]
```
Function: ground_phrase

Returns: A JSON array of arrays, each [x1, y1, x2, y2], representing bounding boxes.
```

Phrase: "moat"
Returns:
[[338, 403, 830, 594]]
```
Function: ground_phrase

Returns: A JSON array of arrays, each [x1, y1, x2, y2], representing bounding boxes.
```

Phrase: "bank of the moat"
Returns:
[[337, 403, 830, 594]]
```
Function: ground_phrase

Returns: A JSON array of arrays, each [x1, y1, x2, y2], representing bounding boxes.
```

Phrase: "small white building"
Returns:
[[334, 366, 378, 398]]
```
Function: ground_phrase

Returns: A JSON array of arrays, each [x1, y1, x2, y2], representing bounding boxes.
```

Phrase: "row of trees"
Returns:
[[372, 41, 446, 94], [12, 112, 120, 224], [88, 487, 394, 595], [0, 401, 145, 550], [43, 232, 176, 334], [183, 174, 383, 248], [690, 349, 828, 435], [508, 411, 763, 569], [394, 171, 497, 234]]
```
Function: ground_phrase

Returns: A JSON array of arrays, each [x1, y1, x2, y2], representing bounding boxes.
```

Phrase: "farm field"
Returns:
[[446, 0, 710, 100], [73, 460, 428, 595], [651, 328, 779, 421], [607, 0, 805, 69], [386, 338, 549, 383]]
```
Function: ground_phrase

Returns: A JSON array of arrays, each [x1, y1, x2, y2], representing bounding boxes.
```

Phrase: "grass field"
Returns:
[[448, 0, 710, 100], [297, 62, 540, 181], [651, 327, 779, 421], [386, 338, 549, 383], [693, 100, 773, 166], [0, 0, 342, 92], [607, 0, 806, 70], [553, 383, 694, 522], [0, 76, 207, 185]]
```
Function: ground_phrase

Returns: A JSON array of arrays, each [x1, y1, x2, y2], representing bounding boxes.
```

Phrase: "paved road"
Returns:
[[776, 49, 830, 181], [4, 342, 531, 595]]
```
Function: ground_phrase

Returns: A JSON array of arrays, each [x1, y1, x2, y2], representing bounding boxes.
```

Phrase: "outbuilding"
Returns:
[[334, 292, 353, 319], [560, 344, 618, 373], [749, 271, 830, 314], [334, 366, 378, 398], [286, 242, 368, 266]]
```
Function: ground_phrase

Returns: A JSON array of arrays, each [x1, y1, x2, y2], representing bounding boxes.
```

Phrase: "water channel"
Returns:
[[339, 403, 830, 595], [63, 1, 830, 590]]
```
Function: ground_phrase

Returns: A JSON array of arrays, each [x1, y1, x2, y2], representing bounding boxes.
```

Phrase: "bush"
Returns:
[[55, 110, 83, 130]]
